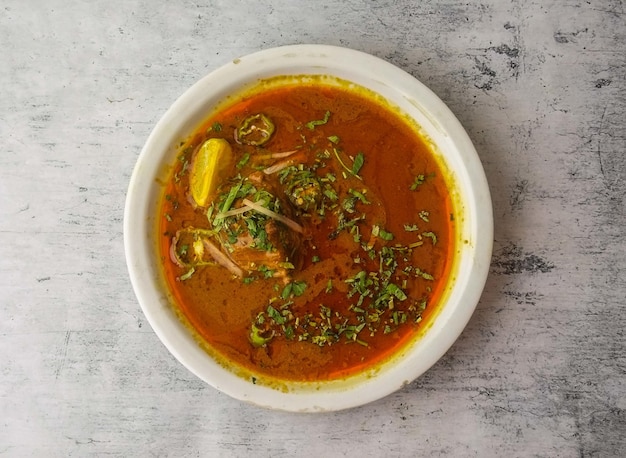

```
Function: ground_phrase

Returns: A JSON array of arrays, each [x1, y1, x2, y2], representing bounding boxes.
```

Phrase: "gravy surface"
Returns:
[[159, 80, 454, 381]]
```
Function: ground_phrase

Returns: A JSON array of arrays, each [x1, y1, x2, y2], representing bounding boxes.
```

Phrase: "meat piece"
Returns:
[[227, 219, 297, 279], [212, 173, 302, 279]]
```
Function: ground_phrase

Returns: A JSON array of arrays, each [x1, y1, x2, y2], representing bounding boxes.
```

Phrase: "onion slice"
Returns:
[[263, 159, 295, 175], [202, 238, 244, 278], [241, 198, 304, 233], [215, 204, 253, 219], [257, 149, 299, 160], [169, 235, 185, 268]]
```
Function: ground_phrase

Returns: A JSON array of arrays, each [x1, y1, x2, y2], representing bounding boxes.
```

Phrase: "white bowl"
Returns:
[[124, 44, 493, 412]]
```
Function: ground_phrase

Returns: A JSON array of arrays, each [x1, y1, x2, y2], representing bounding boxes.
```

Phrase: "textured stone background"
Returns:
[[1, 0, 624, 456]]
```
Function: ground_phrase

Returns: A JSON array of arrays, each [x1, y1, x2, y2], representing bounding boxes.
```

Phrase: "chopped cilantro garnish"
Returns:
[[372, 225, 394, 241], [306, 111, 331, 130], [236, 152, 250, 169], [267, 305, 286, 325], [385, 283, 408, 301], [351, 152, 365, 176], [179, 267, 195, 281], [281, 280, 307, 299], [218, 182, 243, 215], [378, 229, 394, 241], [332, 148, 363, 180], [423, 231, 437, 245], [410, 172, 435, 190], [410, 174, 425, 190]]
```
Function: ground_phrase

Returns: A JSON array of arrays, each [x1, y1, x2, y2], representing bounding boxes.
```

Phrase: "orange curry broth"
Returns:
[[158, 81, 455, 382]]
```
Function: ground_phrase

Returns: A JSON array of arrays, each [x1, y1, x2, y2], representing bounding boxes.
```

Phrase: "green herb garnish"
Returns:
[[306, 111, 331, 130], [209, 122, 223, 133], [236, 152, 250, 169], [410, 174, 425, 190], [179, 267, 195, 281], [351, 152, 365, 176], [331, 148, 364, 180], [423, 231, 437, 245], [281, 280, 307, 299]]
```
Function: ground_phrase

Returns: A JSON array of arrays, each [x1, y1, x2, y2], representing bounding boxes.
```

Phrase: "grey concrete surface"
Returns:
[[1, 0, 624, 456]]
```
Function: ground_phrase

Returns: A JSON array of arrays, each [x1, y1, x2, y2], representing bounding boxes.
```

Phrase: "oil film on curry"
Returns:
[[156, 75, 458, 384]]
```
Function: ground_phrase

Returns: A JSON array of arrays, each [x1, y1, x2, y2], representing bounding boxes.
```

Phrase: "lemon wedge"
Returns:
[[189, 138, 232, 207]]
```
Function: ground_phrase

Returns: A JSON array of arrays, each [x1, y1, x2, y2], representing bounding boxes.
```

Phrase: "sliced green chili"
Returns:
[[236, 113, 275, 146]]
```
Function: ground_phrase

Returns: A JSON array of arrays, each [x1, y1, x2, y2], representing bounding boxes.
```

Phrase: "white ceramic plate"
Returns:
[[124, 44, 493, 412]]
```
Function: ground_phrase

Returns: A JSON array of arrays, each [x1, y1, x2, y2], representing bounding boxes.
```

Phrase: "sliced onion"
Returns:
[[257, 149, 299, 160], [255, 149, 302, 159], [263, 159, 295, 175], [215, 204, 253, 219], [202, 239, 244, 278], [169, 235, 185, 268], [242, 198, 304, 233], [270, 149, 299, 158]]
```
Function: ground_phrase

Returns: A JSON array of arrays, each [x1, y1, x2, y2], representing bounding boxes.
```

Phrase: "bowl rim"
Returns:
[[124, 44, 493, 412]]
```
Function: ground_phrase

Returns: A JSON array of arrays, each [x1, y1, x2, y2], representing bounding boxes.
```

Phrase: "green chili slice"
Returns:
[[235, 113, 275, 146], [250, 323, 274, 347]]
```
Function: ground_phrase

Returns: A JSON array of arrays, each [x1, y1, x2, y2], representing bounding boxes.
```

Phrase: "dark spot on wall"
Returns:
[[474, 43, 520, 90], [510, 179, 529, 211], [554, 33, 569, 43], [503, 22, 515, 30], [554, 28, 589, 44], [503, 290, 543, 305], [595, 79, 612, 88], [491, 243, 555, 275], [475, 81, 493, 91], [475, 58, 496, 77], [489, 44, 520, 58], [31, 113, 51, 122], [473, 57, 498, 90]]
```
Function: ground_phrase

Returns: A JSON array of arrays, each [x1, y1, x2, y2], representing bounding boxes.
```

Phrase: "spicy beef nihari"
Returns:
[[159, 78, 455, 382]]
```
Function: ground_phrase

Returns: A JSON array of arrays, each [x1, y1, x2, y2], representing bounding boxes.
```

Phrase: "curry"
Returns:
[[158, 77, 455, 382]]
